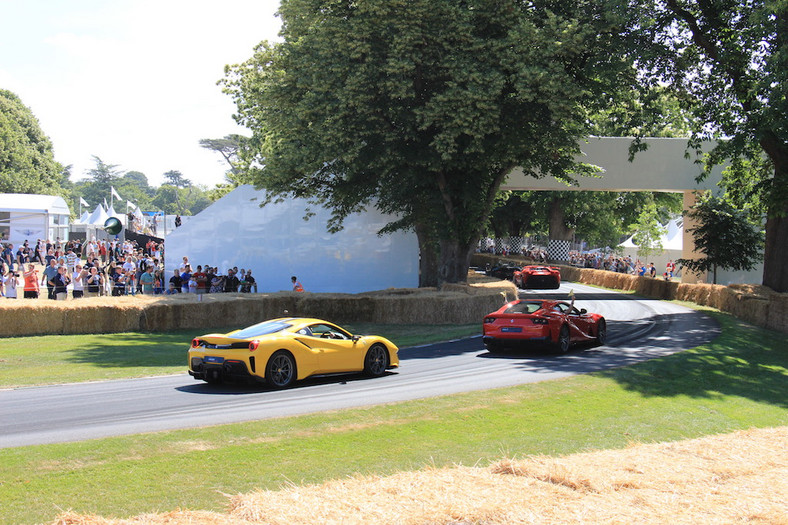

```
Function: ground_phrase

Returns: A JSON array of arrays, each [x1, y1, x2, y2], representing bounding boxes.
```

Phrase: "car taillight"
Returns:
[[191, 338, 202, 348], [249, 340, 260, 351], [484, 317, 496, 324], [531, 318, 548, 325]]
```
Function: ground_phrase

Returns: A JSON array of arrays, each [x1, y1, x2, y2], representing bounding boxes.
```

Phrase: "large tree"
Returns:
[[0, 89, 63, 194], [636, 0, 788, 292], [223, 0, 636, 286]]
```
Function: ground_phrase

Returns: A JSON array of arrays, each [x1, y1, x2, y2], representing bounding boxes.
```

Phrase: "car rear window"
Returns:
[[504, 302, 543, 314], [232, 320, 293, 339]]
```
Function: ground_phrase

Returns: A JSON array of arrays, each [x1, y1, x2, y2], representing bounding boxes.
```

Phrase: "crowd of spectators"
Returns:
[[167, 256, 258, 295], [0, 237, 166, 299], [1, 235, 272, 300], [569, 251, 679, 280]]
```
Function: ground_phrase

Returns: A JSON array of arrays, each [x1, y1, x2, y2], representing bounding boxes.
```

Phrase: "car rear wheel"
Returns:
[[556, 324, 570, 353], [596, 319, 607, 345], [364, 344, 389, 377], [266, 350, 296, 388]]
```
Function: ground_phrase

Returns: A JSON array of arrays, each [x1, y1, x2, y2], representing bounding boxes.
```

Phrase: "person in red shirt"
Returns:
[[23, 263, 40, 299], [192, 265, 208, 294]]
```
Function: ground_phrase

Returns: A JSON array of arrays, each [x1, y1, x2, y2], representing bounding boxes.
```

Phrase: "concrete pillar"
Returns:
[[681, 190, 707, 284]]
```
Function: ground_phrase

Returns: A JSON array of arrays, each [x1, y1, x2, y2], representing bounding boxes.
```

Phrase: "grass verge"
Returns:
[[0, 309, 785, 524], [0, 323, 481, 388]]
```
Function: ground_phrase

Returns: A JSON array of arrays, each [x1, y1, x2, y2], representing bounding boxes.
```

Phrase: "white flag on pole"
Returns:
[[111, 186, 121, 200], [79, 197, 89, 206], [127, 200, 135, 209]]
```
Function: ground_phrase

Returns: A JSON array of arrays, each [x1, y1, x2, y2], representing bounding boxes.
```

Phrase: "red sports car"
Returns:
[[513, 265, 561, 289], [482, 299, 606, 353]]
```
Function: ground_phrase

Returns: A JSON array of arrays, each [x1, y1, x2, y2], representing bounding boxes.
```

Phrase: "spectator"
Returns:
[[193, 265, 208, 294], [170, 269, 183, 292], [42, 258, 59, 300], [224, 269, 240, 293], [85, 267, 103, 298], [292, 276, 304, 292], [165, 281, 179, 294], [3, 269, 18, 299], [23, 263, 39, 299], [2, 243, 14, 271], [139, 266, 155, 294], [72, 264, 86, 299], [111, 267, 127, 296], [153, 269, 164, 294], [209, 271, 224, 293], [244, 269, 257, 293], [52, 266, 70, 300], [180, 265, 192, 293]]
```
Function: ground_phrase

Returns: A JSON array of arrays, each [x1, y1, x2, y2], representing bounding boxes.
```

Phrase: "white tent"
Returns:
[[618, 218, 683, 274], [0, 193, 70, 245], [164, 185, 419, 293], [87, 204, 110, 226]]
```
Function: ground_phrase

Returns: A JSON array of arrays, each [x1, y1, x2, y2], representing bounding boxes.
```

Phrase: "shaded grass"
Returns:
[[0, 309, 785, 524], [0, 323, 480, 388]]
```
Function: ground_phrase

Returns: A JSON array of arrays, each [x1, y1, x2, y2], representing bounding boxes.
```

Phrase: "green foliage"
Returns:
[[635, 0, 788, 290], [223, 0, 638, 283], [677, 193, 764, 284], [0, 89, 63, 195]]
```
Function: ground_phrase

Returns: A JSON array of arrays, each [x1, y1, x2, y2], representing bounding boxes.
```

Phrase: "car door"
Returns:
[[297, 323, 362, 373]]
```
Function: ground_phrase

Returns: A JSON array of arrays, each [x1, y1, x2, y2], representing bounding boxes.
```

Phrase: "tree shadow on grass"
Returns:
[[63, 329, 211, 368], [595, 312, 788, 409]]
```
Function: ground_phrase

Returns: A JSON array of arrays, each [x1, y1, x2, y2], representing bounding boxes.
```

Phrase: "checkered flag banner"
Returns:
[[548, 239, 571, 262]]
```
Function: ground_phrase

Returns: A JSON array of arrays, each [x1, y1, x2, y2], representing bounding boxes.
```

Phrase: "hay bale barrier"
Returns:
[[471, 253, 788, 334], [0, 274, 516, 337]]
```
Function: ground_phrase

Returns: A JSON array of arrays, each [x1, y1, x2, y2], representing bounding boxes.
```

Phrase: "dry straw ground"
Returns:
[[55, 426, 788, 524]]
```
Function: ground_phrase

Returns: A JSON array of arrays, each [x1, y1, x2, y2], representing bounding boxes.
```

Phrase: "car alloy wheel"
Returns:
[[266, 351, 296, 388], [596, 319, 607, 345], [364, 344, 388, 377]]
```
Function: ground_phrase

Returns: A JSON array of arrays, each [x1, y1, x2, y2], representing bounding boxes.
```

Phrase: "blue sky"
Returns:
[[0, 0, 281, 189]]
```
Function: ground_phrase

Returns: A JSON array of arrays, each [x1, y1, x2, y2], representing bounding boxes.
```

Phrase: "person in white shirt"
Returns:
[[72, 264, 86, 298], [5, 272, 18, 298]]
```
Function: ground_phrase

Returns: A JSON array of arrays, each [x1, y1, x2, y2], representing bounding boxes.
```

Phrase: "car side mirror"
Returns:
[[580, 308, 587, 314], [352, 335, 361, 343]]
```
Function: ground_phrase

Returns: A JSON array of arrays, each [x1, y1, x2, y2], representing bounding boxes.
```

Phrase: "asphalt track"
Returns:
[[0, 281, 719, 448]]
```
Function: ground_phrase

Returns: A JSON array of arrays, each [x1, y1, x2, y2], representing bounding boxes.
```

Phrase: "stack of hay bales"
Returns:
[[0, 276, 517, 337]]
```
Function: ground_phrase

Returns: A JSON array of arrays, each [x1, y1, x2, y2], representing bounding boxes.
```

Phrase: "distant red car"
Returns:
[[483, 299, 606, 353], [513, 265, 561, 289]]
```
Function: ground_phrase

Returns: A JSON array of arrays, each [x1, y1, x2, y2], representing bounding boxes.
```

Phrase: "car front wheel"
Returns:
[[364, 344, 389, 377], [266, 350, 296, 388], [556, 324, 570, 353], [596, 319, 607, 345]]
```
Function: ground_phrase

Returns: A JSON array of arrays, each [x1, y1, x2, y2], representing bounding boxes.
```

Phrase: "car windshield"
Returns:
[[504, 302, 543, 314], [231, 320, 292, 339]]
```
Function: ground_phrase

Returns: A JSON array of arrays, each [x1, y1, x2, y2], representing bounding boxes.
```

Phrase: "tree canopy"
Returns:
[[635, 0, 788, 291], [0, 89, 63, 195], [223, 0, 638, 285]]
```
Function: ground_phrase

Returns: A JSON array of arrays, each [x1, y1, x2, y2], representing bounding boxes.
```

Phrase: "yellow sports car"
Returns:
[[188, 317, 399, 388]]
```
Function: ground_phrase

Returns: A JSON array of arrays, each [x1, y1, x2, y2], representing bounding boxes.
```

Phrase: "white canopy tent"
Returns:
[[0, 193, 70, 245], [618, 218, 683, 274]]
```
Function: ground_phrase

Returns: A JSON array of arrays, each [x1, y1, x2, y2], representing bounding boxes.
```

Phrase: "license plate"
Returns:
[[204, 356, 224, 364], [501, 327, 522, 333]]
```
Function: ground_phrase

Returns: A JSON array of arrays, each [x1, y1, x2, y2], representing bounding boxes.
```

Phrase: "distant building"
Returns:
[[0, 193, 70, 245]]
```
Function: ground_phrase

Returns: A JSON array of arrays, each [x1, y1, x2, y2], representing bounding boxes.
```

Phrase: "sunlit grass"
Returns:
[[0, 310, 785, 524]]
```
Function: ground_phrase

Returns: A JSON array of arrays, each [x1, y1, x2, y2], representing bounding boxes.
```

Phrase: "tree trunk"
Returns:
[[760, 138, 788, 293], [415, 223, 439, 288], [548, 197, 574, 241], [437, 238, 474, 284], [763, 213, 788, 292]]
